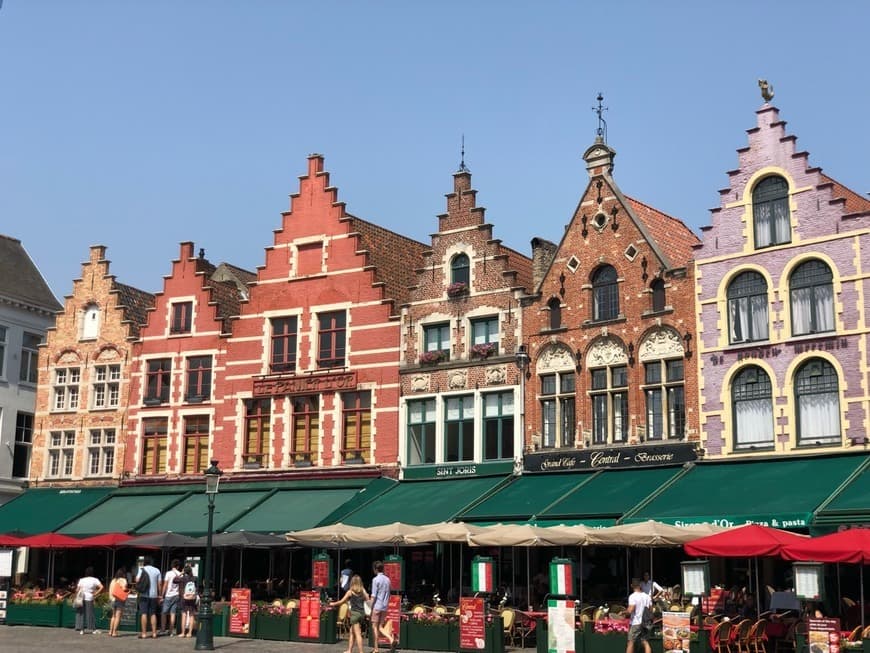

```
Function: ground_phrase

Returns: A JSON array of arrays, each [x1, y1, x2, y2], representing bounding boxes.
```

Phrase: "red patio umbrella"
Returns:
[[16, 533, 86, 548], [684, 524, 807, 557], [75, 532, 135, 547], [0, 533, 25, 546]]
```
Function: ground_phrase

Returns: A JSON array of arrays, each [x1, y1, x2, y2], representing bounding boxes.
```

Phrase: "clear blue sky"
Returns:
[[3, 1, 868, 299]]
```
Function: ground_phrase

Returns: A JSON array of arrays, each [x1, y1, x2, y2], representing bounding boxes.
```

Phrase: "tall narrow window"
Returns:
[[47, 431, 76, 478], [170, 301, 193, 334], [0, 325, 6, 378], [19, 332, 40, 384], [407, 398, 436, 465], [141, 417, 168, 475], [318, 311, 346, 369], [88, 429, 115, 476], [470, 316, 499, 357], [753, 175, 791, 248], [727, 271, 769, 344], [540, 372, 575, 448], [483, 392, 514, 460], [244, 399, 271, 467], [92, 364, 120, 409], [12, 412, 33, 478], [590, 365, 629, 444], [145, 358, 172, 404], [423, 323, 451, 361], [795, 359, 840, 446], [292, 395, 320, 465], [183, 416, 209, 474], [342, 391, 371, 463], [450, 253, 470, 286], [81, 304, 100, 340], [52, 367, 81, 411], [271, 317, 298, 373], [644, 359, 685, 440], [650, 279, 666, 313], [444, 395, 474, 462], [790, 260, 835, 336], [732, 366, 774, 450], [547, 298, 562, 330], [592, 265, 619, 321], [186, 356, 212, 402]]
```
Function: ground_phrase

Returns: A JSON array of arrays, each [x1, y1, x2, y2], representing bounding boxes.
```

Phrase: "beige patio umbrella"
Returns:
[[403, 521, 486, 545], [284, 522, 374, 547], [343, 522, 418, 546], [469, 523, 590, 547], [588, 520, 730, 547]]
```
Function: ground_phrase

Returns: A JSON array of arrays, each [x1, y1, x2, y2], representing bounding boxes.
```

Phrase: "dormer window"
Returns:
[[450, 253, 470, 286], [170, 301, 193, 334], [81, 304, 100, 340], [753, 175, 791, 248]]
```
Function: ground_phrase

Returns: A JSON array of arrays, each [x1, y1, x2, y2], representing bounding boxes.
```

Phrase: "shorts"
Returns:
[[182, 599, 198, 613], [350, 610, 366, 625], [628, 624, 649, 643], [112, 599, 126, 611], [139, 596, 158, 617], [162, 595, 179, 614]]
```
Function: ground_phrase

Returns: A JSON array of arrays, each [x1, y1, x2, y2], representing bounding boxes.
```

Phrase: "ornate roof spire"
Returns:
[[458, 134, 469, 173], [593, 93, 608, 143]]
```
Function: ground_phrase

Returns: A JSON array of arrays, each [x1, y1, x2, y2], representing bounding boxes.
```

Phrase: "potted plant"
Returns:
[[446, 282, 468, 298], [420, 350, 447, 365], [470, 342, 497, 359], [7, 589, 63, 627], [403, 611, 454, 651], [252, 600, 293, 641]]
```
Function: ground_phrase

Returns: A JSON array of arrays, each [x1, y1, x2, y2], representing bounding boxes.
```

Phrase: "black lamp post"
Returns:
[[195, 460, 222, 651]]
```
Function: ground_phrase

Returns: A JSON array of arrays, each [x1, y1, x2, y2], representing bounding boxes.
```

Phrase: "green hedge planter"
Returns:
[[404, 622, 452, 651], [6, 602, 63, 627], [254, 614, 293, 641]]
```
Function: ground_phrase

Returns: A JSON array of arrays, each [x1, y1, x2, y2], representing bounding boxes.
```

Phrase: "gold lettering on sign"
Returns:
[[253, 371, 357, 397]]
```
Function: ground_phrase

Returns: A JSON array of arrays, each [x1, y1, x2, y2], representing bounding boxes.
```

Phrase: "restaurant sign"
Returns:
[[523, 442, 697, 473], [253, 371, 357, 397], [402, 460, 514, 481]]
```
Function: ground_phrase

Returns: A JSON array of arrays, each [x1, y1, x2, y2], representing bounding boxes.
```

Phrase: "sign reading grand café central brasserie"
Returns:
[[253, 370, 358, 397], [523, 442, 697, 473]]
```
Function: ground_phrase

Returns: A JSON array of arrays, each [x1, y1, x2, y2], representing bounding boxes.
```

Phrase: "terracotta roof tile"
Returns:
[[112, 282, 156, 339], [625, 196, 699, 267], [820, 174, 870, 215]]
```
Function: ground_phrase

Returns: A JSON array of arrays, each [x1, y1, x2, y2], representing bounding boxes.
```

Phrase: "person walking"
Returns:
[[330, 574, 370, 653], [160, 559, 182, 636], [623, 579, 653, 653], [74, 566, 103, 635], [173, 564, 199, 638], [107, 567, 130, 637], [135, 555, 162, 639], [370, 561, 392, 653]]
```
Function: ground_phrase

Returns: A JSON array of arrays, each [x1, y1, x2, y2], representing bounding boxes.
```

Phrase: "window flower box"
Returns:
[[420, 350, 447, 365], [446, 282, 468, 298], [470, 342, 497, 359]]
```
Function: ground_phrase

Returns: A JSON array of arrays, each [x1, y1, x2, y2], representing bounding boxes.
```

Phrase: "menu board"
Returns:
[[298, 590, 322, 640], [547, 598, 576, 653], [459, 596, 486, 650], [383, 556, 404, 592], [662, 612, 692, 653], [120, 592, 138, 627], [702, 588, 726, 614], [229, 588, 252, 635], [312, 556, 331, 589], [808, 618, 841, 653], [0, 550, 13, 578]]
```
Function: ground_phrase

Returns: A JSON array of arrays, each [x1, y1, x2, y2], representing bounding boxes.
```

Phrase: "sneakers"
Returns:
[[79, 630, 84, 635], [92, 630, 101, 635]]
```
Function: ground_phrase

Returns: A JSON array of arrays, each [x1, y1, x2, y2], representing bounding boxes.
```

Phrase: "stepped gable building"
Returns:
[[695, 99, 870, 458], [30, 245, 151, 487], [522, 130, 700, 458], [0, 235, 62, 501], [123, 242, 251, 480], [399, 166, 533, 476], [218, 154, 426, 477]]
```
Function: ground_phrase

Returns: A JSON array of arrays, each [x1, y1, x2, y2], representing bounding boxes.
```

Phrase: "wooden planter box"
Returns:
[[6, 602, 63, 627], [254, 613, 292, 641], [404, 623, 452, 651]]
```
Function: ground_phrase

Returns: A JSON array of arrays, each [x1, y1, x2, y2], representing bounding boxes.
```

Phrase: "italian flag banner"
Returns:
[[549, 560, 574, 596], [471, 558, 494, 593]]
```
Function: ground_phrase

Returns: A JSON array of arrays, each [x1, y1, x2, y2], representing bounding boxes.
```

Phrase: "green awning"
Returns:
[[812, 457, 870, 528], [624, 454, 869, 529], [342, 476, 511, 527], [459, 467, 684, 526], [135, 490, 273, 536], [58, 491, 190, 536], [223, 478, 394, 533], [0, 487, 112, 535]]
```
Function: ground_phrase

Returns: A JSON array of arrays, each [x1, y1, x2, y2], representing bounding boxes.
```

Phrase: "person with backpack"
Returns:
[[623, 578, 653, 653], [173, 564, 199, 638], [135, 556, 162, 639]]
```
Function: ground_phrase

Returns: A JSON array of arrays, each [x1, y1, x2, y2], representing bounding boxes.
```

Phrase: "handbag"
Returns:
[[111, 579, 128, 602], [73, 588, 84, 609]]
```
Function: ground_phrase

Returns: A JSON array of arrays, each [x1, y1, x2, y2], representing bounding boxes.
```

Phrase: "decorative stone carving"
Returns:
[[638, 327, 684, 361], [448, 369, 467, 390], [536, 344, 575, 372], [586, 337, 628, 367], [410, 374, 429, 393], [485, 365, 507, 385]]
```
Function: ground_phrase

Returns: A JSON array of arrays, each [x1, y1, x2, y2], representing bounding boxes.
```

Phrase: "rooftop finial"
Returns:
[[458, 134, 469, 172], [593, 93, 608, 143], [758, 79, 774, 103]]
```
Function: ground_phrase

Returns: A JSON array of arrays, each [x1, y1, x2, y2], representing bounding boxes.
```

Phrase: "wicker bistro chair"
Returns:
[[748, 619, 769, 653], [711, 619, 734, 653], [501, 608, 517, 647], [337, 603, 350, 639], [735, 618, 754, 653], [846, 626, 863, 642], [862, 625, 870, 640]]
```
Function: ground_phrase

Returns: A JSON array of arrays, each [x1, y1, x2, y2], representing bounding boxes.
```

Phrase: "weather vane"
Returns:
[[458, 134, 469, 172], [593, 93, 608, 142]]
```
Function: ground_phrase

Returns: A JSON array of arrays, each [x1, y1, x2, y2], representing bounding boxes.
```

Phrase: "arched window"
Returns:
[[795, 359, 840, 446], [727, 271, 768, 344], [650, 279, 666, 313], [592, 265, 619, 321], [547, 297, 562, 330], [81, 304, 100, 340], [450, 253, 470, 286], [790, 260, 834, 336], [732, 365, 774, 450], [753, 176, 791, 248]]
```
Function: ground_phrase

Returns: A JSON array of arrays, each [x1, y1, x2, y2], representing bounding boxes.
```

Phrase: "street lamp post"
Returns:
[[195, 460, 222, 651]]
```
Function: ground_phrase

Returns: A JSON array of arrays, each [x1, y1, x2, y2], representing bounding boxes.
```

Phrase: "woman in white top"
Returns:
[[74, 566, 104, 635]]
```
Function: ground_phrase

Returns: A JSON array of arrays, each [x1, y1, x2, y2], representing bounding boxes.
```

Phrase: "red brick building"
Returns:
[[32, 245, 153, 485], [398, 168, 532, 477], [522, 134, 700, 455]]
